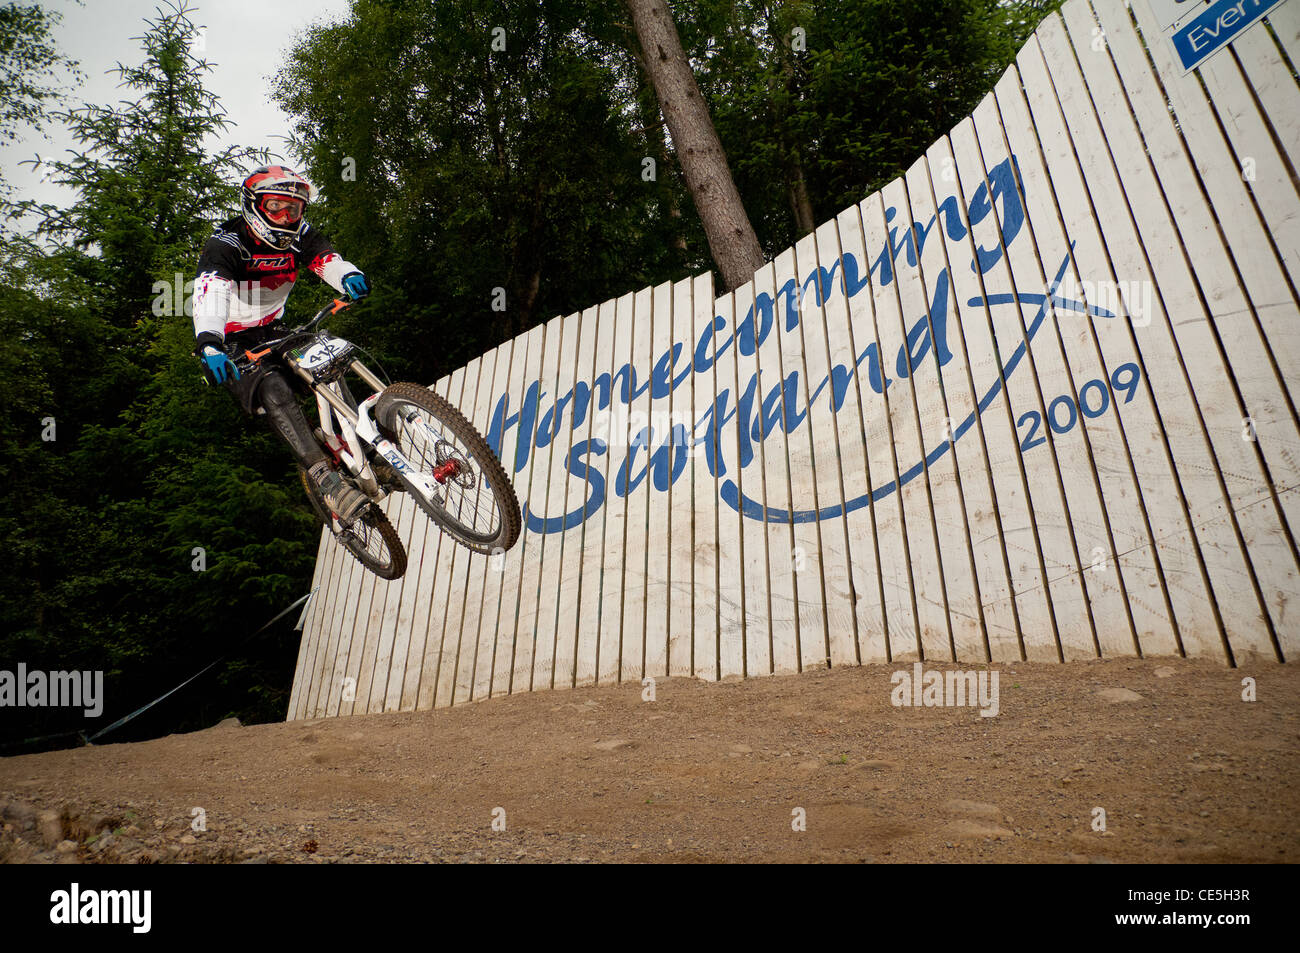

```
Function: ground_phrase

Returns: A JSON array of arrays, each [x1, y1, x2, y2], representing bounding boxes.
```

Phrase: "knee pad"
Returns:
[[258, 371, 296, 412], [258, 372, 322, 464]]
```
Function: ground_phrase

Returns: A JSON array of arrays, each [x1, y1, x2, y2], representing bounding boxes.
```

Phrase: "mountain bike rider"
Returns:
[[191, 165, 370, 524]]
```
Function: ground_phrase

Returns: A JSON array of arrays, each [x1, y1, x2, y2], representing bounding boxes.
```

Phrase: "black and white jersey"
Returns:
[[191, 216, 360, 342]]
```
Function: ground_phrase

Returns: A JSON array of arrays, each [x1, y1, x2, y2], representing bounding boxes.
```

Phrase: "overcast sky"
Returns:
[[1, 0, 353, 211]]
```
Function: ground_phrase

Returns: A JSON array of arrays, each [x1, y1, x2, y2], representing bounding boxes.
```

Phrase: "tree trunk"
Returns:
[[624, 0, 765, 290], [766, 10, 815, 237], [787, 161, 815, 237]]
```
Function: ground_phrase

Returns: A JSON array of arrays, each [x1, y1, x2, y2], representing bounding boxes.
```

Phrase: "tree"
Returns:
[[681, 0, 1055, 254], [0, 2, 79, 201], [623, 0, 765, 290], [274, 0, 707, 381]]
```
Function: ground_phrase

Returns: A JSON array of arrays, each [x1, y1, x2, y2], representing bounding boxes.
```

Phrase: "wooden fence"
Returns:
[[289, 0, 1299, 719]]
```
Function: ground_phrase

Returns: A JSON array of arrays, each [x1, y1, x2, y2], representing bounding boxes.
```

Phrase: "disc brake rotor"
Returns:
[[434, 440, 477, 489]]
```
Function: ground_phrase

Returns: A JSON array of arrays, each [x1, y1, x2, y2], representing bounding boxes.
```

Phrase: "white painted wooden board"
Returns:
[[951, 112, 1085, 661], [713, 288, 748, 678], [1185, 6, 1300, 295], [469, 340, 519, 700], [1095, 0, 1297, 660], [730, 279, 776, 675], [432, 355, 490, 707], [596, 293, 636, 685], [501, 318, 562, 698], [668, 274, 699, 678], [485, 323, 547, 696], [450, 342, 507, 701], [414, 366, 469, 708], [396, 374, 459, 709], [859, 191, 958, 661], [619, 285, 656, 682], [923, 134, 1054, 662], [293, 0, 1300, 719], [1265, 1, 1300, 67], [1034, 8, 1204, 656], [1230, 12, 1300, 177], [834, 205, 920, 662], [1000, 32, 1169, 659], [902, 152, 1018, 662], [882, 173, 985, 661], [1121, 0, 1300, 417], [790, 228, 860, 667], [316, 505, 365, 716], [766, 248, 830, 671], [689, 273, 722, 680], [549, 307, 600, 691], [379, 460, 429, 711], [363, 490, 413, 714], [815, 216, 888, 664], [303, 479, 355, 716], [1056, 0, 1254, 659], [993, 51, 1133, 661], [572, 298, 620, 689], [527, 311, 581, 694], [289, 528, 334, 718], [642, 280, 676, 679]]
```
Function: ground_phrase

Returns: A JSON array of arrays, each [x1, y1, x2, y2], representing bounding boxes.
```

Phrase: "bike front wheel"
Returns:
[[373, 382, 522, 556]]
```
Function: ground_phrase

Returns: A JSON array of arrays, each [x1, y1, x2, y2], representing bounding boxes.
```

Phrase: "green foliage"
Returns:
[[682, 0, 1058, 253], [0, 3, 313, 747], [0, 1, 80, 201], [273, 0, 710, 383]]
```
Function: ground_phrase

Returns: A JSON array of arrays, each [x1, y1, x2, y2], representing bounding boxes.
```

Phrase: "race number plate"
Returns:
[[291, 334, 355, 382], [292, 334, 350, 371]]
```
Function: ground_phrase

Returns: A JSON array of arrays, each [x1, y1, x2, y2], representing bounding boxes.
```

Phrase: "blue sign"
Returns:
[[1170, 0, 1282, 71]]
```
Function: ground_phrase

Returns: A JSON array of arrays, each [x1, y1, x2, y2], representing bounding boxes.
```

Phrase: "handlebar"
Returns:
[[243, 297, 355, 356]]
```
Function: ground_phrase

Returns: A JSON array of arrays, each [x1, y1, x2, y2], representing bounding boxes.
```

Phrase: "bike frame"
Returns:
[[281, 331, 449, 526]]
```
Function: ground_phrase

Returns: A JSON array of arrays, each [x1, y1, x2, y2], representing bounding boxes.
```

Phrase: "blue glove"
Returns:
[[341, 271, 369, 300], [201, 345, 240, 384]]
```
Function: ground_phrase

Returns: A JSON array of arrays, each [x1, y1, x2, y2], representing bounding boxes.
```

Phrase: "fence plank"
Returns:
[[902, 154, 1018, 661], [667, 275, 699, 678], [813, 218, 888, 663], [430, 356, 490, 707], [729, 280, 776, 675], [765, 249, 831, 671], [1001, 29, 1171, 658], [447, 343, 506, 702], [597, 293, 636, 685], [643, 280, 677, 679], [713, 288, 748, 679], [881, 174, 986, 661], [468, 341, 520, 700], [834, 206, 919, 661], [922, 136, 1056, 662], [527, 311, 582, 693], [1095, 0, 1296, 661], [789, 230, 860, 667], [548, 308, 600, 691]]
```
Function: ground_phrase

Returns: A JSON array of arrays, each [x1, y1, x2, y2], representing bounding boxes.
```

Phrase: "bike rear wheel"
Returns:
[[374, 382, 521, 556], [299, 468, 407, 580]]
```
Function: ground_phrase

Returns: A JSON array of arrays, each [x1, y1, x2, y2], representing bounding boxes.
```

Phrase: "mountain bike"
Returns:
[[237, 299, 521, 580]]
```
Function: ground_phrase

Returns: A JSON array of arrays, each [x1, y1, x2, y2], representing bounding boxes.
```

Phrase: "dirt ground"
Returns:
[[0, 656, 1295, 863]]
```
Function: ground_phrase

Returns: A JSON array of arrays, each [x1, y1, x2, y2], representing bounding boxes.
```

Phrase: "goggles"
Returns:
[[258, 194, 305, 224]]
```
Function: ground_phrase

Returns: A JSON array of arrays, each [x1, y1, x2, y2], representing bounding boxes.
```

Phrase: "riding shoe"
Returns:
[[309, 460, 368, 525]]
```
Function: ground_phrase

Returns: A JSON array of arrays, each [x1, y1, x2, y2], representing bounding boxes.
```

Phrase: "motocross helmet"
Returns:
[[241, 165, 313, 250]]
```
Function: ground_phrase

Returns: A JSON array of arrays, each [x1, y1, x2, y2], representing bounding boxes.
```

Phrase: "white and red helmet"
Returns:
[[240, 165, 313, 249]]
